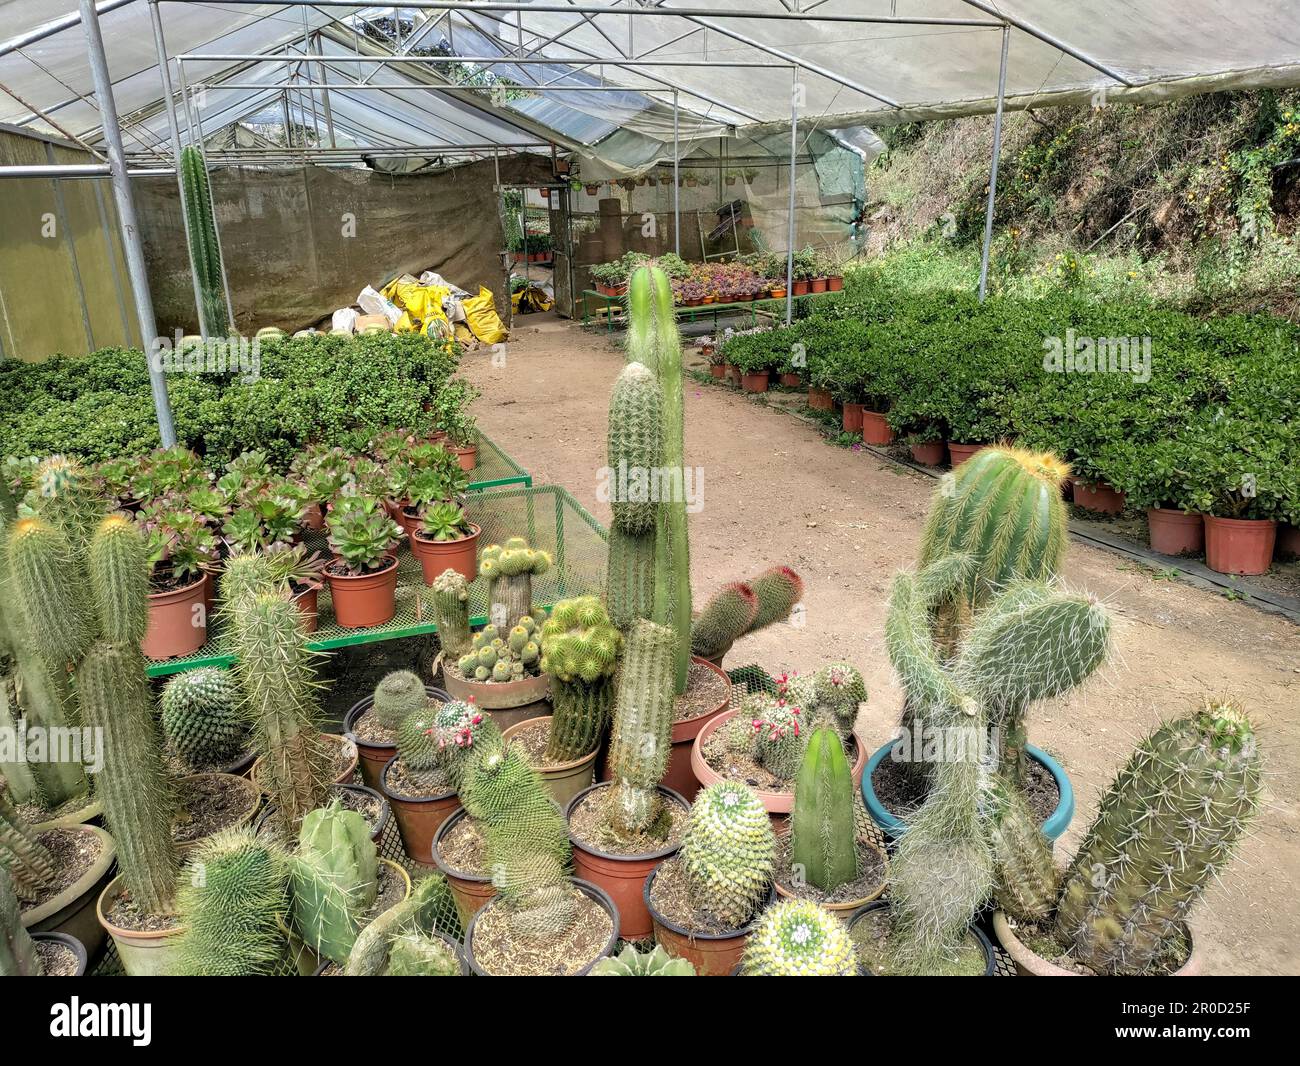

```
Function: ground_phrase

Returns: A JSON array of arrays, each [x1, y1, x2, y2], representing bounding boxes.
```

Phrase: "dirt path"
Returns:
[[463, 316, 1300, 976]]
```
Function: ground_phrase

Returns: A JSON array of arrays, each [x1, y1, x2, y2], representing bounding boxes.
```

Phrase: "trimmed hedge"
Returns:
[[720, 278, 1300, 521]]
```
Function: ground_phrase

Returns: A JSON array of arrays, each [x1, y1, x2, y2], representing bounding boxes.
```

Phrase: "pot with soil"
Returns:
[[947, 441, 985, 466], [909, 440, 947, 467], [860, 410, 895, 445], [863, 740, 1073, 842], [1073, 479, 1126, 515], [324, 554, 399, 629], [741, 370, 770, 394], [171, 773, 262, 853], [1204, 515, 1277, 575], [410, 522, 481, 584], [1146, 507, 1204, 556], [779, 372, 802, 388], [381, 754, 459, 868], [18, 823, 117, 964], [143, 572, 208, 660], [848, 900, 995, 976], [792, 279, 810, 297], [841, 401, 864, 434], [254, 782, 391, 846], [709, 363, 726, 379], [431, 806, 495, 924], [464, 876, 618, 976], [991, 911, 1200, 976], [566, 782, 689, 940], [30, 794, 103, 833], [26, 931, 88, 976], [828, 275, 844, 292], [503, 716, 600, 809], [344, 681, 451, 790], [807, 386, 834, 411], [440, 658, 551, 733], [252, 732, 358, 793], [290, 579, 321, 633], [96, 876, 184, 977], [453, 443, 478, 472]]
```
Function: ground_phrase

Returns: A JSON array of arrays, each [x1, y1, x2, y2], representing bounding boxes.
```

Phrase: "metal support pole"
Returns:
[[672, 90, 680, 255], [785, 66, 798, 326], [149, 0, 209, 339], [79, 0, 175, 447], [314, 32, 337, 148], [978, 25, 1009, 302]]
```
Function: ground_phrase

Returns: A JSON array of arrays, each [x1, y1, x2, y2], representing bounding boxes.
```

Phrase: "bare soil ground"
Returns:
[[463, 316, 1300, 976]]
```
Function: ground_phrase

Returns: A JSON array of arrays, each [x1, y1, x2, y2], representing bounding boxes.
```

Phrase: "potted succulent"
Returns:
[[324, 493, 404, 628], [290, 445, 351, 529], [410, 501, 481, 585], [434, 382, 481, 471], [906, 428, 948, 467], [1182, 432, 1281, 575], [644, 781, 775, 976], [344, 669, 450, 790], [742, 899, 859, 975], [591, 943, 694, 975], [139, 503, 220, 660]]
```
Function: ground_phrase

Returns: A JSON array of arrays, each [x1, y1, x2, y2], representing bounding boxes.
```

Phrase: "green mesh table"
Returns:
[[467, 431, 530, 490], [145, 484, 607, 677], [579, 289, 833, 333]]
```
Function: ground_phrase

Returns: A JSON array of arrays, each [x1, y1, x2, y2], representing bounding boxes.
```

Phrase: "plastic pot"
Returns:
[[1276, 522, 1300, 561], [849, 900, 994, 975], [465, 877, 619, 976], [1147, 508, 1205, 556], [301, 503, 325, 531], [411, 524, 481, 584], [860, 410, 895, 445], [344, 686, 450, 790], [991, 910, 1201, 976], [862, 740, 1073, 842], [290, 581, 320, 633], [380, 755, 460, 867], [255, 782, 390, 844], [454, 445, 478, 472], [792, 280, 810, 296], [828, 276, 844, 291], [741, 371, 770, 394], [441, 667, 551, 734], [96, 876, 183, 977], [1073, 480, 1126, 515], [709, 364, 726, 379], [31, 932, 88, 976], [432, 807, 496, 925], [807, 386, 834, 411], [31, 796, 102, 833], [21, 824, 115, 964], [645, 865, 773, 976], [810, 277, 828, 294], [909, 441, 947, 467], [779, 373, 802, 387], [143, 573, 208, 660], [502, 716, 598, 810], [566, 782, 687, 939], [1204, 515, 1277, 576], [324, 555, 398, 628], [947, 442, 985, 466], [841, 402, 864, 434], [773, 835, 888, 915]]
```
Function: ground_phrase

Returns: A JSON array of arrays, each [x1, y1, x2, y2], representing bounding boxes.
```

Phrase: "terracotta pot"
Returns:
[[646, 865, 772, 976], [709, 364, 726, 379], [741, 371, 770, 394], [727, 364, 742, 384], [1277, 522, 1300, 561], [860, 410, 895, 445], [779, 373, 801, 387], [381, 755, 460, 868], [792, 280, 810, 296], [810, 277, 828, 294], [947, 442, 986, 466], [31, 931, 87, 976], [440, 666, 551, 734], [21, 824, 115, 964], [344, 687, 449, 790], [325, 555, 398, 628], [1147, 508, 1205, 556], [1204, 516, 1277, 576], [841, 402, 864, 434], [910, 441, 947, 467], [32, 796, 102, 833], [808, 386, 834, 411], [252, 732, 358, 792], [143, 573, 208, 660], [849, 900, 994, 975], [411, 524, 481, 584], [290, 581, 320, 634], [454, 445, 478, 472], [774, 835, 889, 915], [991, 910, 1200, 976], [432, 807, 496, 924], [255, 782, 390, 844], [828, 275, 844, 291], [96, 876, 183, 977], [502, 716, 598, 810], [174, 773, 261, 853], [465, 877, 618, 976], [391, 501, 420, 540], [301, 503, 325, 531], [691, 709, 867, 815], [769, 287, 787, 299], [1073, 479, 1126, 515], [566, 783, 688, 940]]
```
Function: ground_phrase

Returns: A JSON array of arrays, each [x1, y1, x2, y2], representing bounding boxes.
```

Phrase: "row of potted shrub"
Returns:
[[588, 248, 845, 302]]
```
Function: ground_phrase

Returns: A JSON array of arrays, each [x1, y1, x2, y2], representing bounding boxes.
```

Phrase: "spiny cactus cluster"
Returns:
[[431, 700, 502, 792], [539, 596, 622, 762], [455, 616, 543, 683], [481, 538, 551, 633], [742, 899, 857, 976], [27, 455, 108, 554], [290, 800, 379, 964], [161, 667, 246, 768], [344, 872, 463, 975], [0, 775, 55, 900], [606, 619, 676, 837], [429, 568, 472, 660], [373, 670, 429, 732], [750, 696, 805, 780], [774, 662, 865, 744], [680, 782, 775, 929], [591, 943, 695, 976], [790, 728, 859, 894], [691, 567, 805, 661], [1, 867, 41, 975], [1054, 702, 1262, 975]]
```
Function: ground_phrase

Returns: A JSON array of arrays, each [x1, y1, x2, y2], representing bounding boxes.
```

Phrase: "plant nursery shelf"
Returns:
[[579, 289, 833, 333]]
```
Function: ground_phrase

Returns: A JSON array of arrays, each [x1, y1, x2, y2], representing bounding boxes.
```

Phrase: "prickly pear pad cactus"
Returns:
[[591, 943, 695, 976], [373, 670, 429, 732], [1054, 701, 1261, 975], [161, 667, 247, 769], [742, 899, 857, 976], [291, 799, 379, 964], [680, 782, 775, 929]]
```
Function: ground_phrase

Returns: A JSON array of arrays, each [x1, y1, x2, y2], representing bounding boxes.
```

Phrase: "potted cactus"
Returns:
[[160, 666, 255, 775], [644, 781, 776, 976], [461, 747, 619, 975], [991, 701, 1260, 976], [565, 619, 690, 939], [2, 868, 86, 976], [341, 873, 464, 975], [410, 501, 480, 585], [427, 568, 474, 663], [343, 669, 449, 789], [591, 943, 695, 975], [324, 493, 404, 628], [742, 899, 858, 976], [506, 595, 622, 807]]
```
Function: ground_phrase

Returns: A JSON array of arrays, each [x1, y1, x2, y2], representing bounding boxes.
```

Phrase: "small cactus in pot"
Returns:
[[539, 596, 622, 762], [454, 615, 543, 683], [372, 670, 429, 732], [789, 728, 859, 895], [742, 898, 857, 976], [679, 781, 775, 929], [429, 568, 472, 661], [751, 697, 805, 781], [161, 667, 247, 768]]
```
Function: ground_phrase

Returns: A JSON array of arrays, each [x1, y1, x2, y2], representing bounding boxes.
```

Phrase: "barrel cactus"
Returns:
[[540, 596, 622, 762], [429, 568, 472, 660], [789, 728, 858, 894], [811, 662, 866, 738], [680, 782, 775, 929], [373, 670, 428, 732], [752, 698, 805, 781], [161, 667, 246, 768], [591, 943, 695, 975], [480, 538, 551, 632], [1054, 701, 1262, 975], [432, 700, 501, 791], [606, 619, 676, 837], [290, 799, 379, 964], [742, 899, 857, 976]]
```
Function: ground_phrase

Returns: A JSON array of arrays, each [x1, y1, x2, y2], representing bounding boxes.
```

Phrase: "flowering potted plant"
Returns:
[[411, 501, 481, 584], [324, 494, 404, 628]]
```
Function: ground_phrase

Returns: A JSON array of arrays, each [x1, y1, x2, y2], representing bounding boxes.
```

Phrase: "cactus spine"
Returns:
[[87, 514, 149, 645], [1, 867, 41, 975], [429, 568, 472, 660], [290, 800, 378, 964], [747, 566, 804, 631], [752, 698, 805, 780], [160, 667, 246, 768], [6, 517, 93, 667], [990, 783, 1057, 923], [742, 899, 857, 976], [606, 619, 675, 836], [789, 728, 858, 894], [690, 581, 758, 660], [180, 146, 230, 336], [680, 782, 775, 929], [605, 524, 656, 631], [373, 670, 429, 732], [1054, 703, 1261, 975], [0, 775, 55, 899], [540, 596, 622, 762]]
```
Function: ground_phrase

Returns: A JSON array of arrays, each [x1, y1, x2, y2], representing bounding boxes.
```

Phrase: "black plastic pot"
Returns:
[[253, 782, 390, 843], [463, 877, 619, 976], [33, 931, 88, 976]]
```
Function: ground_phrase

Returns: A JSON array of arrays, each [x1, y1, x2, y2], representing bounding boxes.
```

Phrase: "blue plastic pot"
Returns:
[[861, 739, 1074, 842]]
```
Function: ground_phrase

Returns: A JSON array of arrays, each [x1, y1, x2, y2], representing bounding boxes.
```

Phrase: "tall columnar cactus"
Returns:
[[1, 867, 41, 976], [344, 872, 462, 975], [607, 361, 663, 536], [373, 670, 429, 732], [429, 568, 472, 660], [232, 593, 331, 831], [628, 265, 692, 695], [747, 565, 804, 631], [605, 524, 656, 631], [173, 830, 290, 976], [30, 456, 106, 555], [0, 775, 55, 900], [460, 747, 575, 940], [290, 799, 379, 964], [6, 517, 94, 667], [790, 728, 858, 894], [742, 899, 857, 976], [690, 581, 759, 660], [160, 667, 246, 768], [752, 698, 805, 780], [1055, 702, 1262, 975], [680, 782, 775, 929], [180, 145, 230, 336], [87, 514, 149, 644], [540, 596, 622, 762], [480, 538, 551, 633], [606, 619, 675, 836]]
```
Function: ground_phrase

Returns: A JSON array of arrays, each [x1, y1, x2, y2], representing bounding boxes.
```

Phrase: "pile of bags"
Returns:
[[329, 271, 508, 345]]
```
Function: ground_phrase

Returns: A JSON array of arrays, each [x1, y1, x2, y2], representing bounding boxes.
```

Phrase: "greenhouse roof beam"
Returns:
[[956, 0, 1133, 85]]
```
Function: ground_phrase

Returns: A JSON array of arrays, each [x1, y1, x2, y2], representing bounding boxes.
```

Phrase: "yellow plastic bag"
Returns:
[[381, 278, 452, 337], [462, 287, 508, 344]]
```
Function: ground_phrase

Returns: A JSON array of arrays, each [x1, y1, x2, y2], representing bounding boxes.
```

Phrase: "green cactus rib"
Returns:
[[1055, 703, 1261, 975], [680, 782, 775, 930], [540, 596, 622, 762], [606, 524, 656, 631], [591, 943, 696, 975], [690, 581, 758, 660], [87, 515, 149, 646], [990, 780, 1057, 923], [1, 867, 42, 975], [606, 619, 676, 836], [77, 641, 178, 915], [0, 775, 55, 900], [480, 538, 550, 633], [373, 670, 429, 733], [742, 898, 858, 976], [429, 568, 473, 660], [607, 361, 664, 536], [180, 146, 229, 336], [290, 799, 378, 964], [161, 667, 246, 768], [790, 728, 858, 894]]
